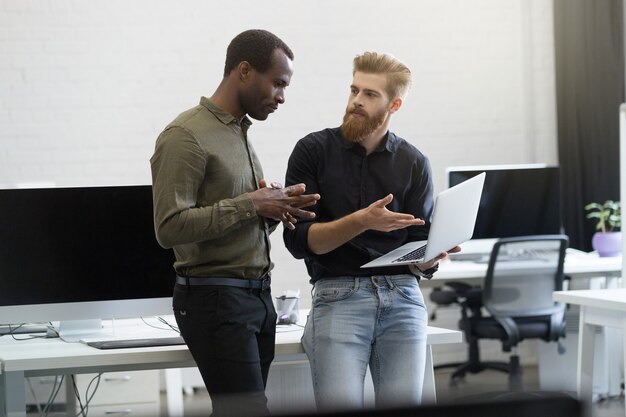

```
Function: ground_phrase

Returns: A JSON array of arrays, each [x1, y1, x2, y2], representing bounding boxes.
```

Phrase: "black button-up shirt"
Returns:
[[283, 127, 434, 282]]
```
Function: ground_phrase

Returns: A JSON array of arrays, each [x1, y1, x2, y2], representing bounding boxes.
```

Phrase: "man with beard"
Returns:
[[283, 52, 459, 412]]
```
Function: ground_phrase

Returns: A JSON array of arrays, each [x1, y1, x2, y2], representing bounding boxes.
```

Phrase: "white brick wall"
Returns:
[[0, 0, 557, 320]]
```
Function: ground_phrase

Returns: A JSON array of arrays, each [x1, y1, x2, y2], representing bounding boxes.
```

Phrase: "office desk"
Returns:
[[552, 288, 626, 415], [2, 253, 616, 417], [0, 319, 461, 417], [436, 252, 621, 282]]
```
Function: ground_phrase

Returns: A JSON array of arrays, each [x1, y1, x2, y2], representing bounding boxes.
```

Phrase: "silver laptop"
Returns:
[[361, 172, 485, 268]]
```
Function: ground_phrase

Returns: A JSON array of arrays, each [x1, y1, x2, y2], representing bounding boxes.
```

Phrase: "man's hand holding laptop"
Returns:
[[408, 245, 461, 279]]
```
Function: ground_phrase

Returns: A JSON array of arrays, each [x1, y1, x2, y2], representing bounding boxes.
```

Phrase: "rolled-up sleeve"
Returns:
[[283, 139, 318, 259]]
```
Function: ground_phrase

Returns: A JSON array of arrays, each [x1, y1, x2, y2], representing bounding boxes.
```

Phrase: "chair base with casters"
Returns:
[[430, 283, 510, 386], [468, 314, 566, 391]]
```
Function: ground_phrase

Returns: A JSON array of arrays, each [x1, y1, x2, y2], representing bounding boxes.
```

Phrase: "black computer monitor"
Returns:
[[0, 185, 176, 339], [446, 164, 562, 240]]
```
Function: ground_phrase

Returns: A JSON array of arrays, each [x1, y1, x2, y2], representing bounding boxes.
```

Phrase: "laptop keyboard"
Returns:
[[392, 244, 427, 263]]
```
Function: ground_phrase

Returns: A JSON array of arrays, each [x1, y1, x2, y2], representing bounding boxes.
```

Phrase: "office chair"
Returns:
[[432, 235, 568, 390], [430, 282, 511, 384]]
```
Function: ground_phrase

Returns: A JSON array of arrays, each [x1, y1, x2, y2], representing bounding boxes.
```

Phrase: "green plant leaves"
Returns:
[[585, 200, 621, 233]]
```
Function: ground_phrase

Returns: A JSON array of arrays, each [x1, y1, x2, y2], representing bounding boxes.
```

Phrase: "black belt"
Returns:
[[176, 275, 271, 290]]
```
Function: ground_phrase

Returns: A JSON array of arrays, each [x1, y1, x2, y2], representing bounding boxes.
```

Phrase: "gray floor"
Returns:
[[171, 366, 625, 417], [434, 366, 624, 417]]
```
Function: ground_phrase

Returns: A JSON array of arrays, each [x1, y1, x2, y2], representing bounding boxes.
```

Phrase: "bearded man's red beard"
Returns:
[[341, 106, 388, 142]]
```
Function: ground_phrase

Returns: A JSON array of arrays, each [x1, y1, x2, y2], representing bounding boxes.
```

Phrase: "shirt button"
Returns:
[[246, 212, 251, 217]]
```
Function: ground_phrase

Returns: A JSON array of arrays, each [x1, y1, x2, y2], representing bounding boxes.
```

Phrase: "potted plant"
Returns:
[[584, 200, 621, 257]]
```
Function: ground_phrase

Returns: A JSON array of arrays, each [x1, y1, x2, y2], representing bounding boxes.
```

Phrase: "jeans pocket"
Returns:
[[393, 281, 426, 307], [312, 285, 356, 305]]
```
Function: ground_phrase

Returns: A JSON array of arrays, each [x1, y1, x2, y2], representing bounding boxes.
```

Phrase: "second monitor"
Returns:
[[447, 163, 562, 240]]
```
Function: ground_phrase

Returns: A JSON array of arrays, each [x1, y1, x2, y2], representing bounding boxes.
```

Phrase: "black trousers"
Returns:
[[173, 283, 277, 417]]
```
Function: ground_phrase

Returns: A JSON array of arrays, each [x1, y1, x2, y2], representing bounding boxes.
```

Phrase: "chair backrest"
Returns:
[[482, 235, 568, 318]]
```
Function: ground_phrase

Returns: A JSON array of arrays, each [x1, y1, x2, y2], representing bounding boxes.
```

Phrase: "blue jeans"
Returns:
[[302, 275, 428, 412]]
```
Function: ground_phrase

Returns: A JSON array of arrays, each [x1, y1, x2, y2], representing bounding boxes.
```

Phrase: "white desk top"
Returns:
[[436, 252, 621, 280], [0, 317, 461, 375], [553, 288, 626, 312]]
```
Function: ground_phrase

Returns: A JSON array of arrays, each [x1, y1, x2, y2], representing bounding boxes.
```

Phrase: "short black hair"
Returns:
[[223, 29, 294, 76]]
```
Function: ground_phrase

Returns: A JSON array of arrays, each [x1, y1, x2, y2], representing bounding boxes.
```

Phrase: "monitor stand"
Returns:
[[56, 319, 114, 342]]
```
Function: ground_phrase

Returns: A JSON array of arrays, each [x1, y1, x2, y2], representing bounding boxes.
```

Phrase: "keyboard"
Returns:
[[448, 252, 489, 262], [392, 244, 426, 263], [86, 336, 186, 349]]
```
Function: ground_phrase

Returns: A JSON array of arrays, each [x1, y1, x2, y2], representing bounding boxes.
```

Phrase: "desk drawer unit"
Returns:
[[74, 402, 158, 417], [74, 370, 160, 416]]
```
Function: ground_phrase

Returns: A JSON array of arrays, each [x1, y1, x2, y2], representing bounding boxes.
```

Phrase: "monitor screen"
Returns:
[[0, 185, 176, 336], [447, 164, 562, 240]]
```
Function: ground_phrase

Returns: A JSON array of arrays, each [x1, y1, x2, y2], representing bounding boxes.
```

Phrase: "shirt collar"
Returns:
[[200, 96, 252, 129], [340, 128, 399, 153]]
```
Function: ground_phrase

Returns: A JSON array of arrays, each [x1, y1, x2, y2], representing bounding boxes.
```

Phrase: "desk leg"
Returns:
[[623, 315, 626, 417], [0, 371, 26, 417], [577, 307, 596, 415], [66, 375, 76, 417], [165, 369, 184, 417], [422, 345, 436, 404]]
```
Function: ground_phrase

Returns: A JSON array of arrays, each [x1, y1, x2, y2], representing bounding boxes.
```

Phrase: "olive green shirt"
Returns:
[[150, 97, 275, 279]]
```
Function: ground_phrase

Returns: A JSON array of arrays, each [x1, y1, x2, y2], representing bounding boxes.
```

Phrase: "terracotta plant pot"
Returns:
[[591, 231, 622, 257]]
